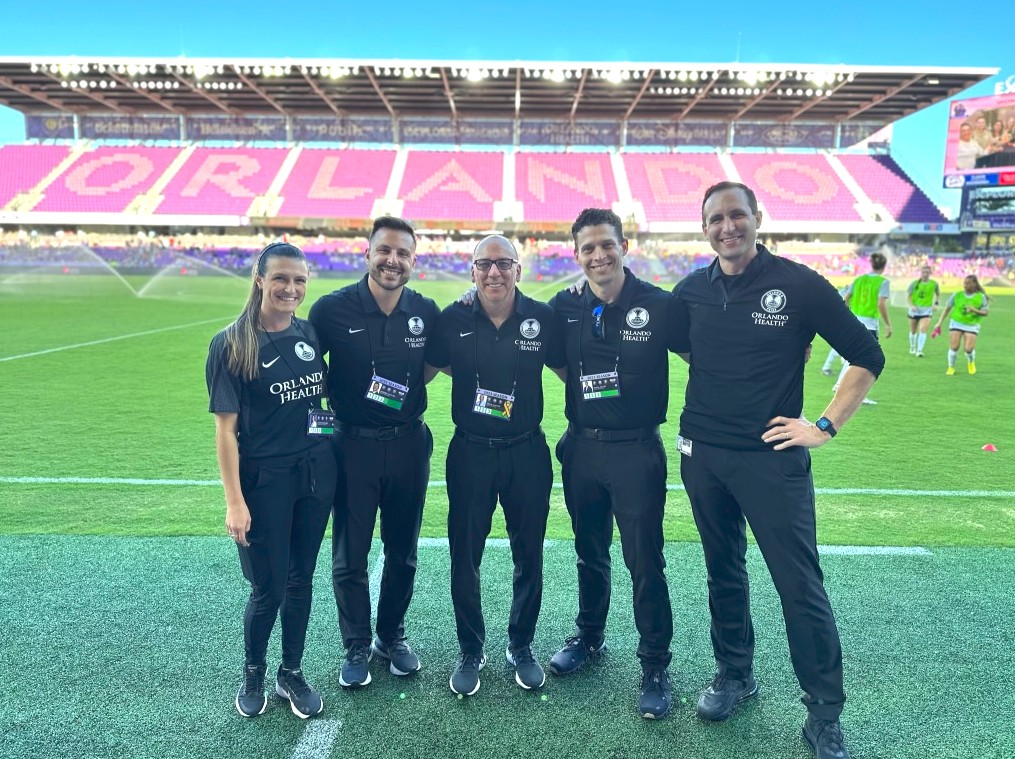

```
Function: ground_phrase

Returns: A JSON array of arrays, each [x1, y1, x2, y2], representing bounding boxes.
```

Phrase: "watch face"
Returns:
[[817, 418, 830, 430]]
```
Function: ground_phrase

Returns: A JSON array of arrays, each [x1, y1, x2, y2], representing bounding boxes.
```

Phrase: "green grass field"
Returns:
[[1, 267, 1013, 759]]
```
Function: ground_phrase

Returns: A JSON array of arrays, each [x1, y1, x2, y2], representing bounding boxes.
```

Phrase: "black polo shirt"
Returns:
[[308, 275, 439, 427], [672, 244, 886, 451], [429, 289, 560, 437], [548, 268, 681, 431], [206, 317, 330, 462]]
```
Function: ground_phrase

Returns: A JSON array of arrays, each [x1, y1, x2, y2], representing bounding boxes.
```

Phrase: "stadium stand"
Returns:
[[154, 147, 290, 216], [623, 153, 726, 224], [399, 151, 503, 222], [837, 154, 949, 224], [32, 146, 181, 213], [0, 144, 71, 208], [276, 148, 396, 219], [729, 154, 863, 222], [515, 152, 618, 222]]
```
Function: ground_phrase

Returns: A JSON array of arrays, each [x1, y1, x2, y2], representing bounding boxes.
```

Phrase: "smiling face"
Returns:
[[472, 236, 520, 308], [959, 123, 973, 141], [365, 227, 415, 292], [702, 186, 762, 274], [573, 223, 627, 290], [257, 256, 308, 321]]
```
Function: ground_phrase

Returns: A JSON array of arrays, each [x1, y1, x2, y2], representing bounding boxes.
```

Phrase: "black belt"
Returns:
[[567, 423, 659, 443], [454, 426, 541, 448], [336, 419, 422, 441]]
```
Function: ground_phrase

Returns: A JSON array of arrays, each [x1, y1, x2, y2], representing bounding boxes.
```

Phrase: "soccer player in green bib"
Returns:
[[906, 265, 939, 357], [933, 274, 989, 375], [835, 252, 891, 405]]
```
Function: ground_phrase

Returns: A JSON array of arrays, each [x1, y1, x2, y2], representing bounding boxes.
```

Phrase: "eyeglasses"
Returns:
[[473, 258, 518, 272], [591, 304, 605, 340]]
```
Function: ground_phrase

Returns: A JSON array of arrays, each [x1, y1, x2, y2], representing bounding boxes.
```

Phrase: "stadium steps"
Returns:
[[610, 152, 646, 227], [129, 144, 197, 215], [494, 152, 522, 222], [10, 142, 92, 212], [824, 153, 891, 224], [373, 148, 408, 218], [250, 145, 303, 218]]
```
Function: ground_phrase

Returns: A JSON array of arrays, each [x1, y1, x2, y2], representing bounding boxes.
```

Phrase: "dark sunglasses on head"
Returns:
[[473, 258, 518, 272]]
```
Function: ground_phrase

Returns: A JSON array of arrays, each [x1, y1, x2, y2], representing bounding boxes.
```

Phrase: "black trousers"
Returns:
[[556, 432, 673, 669], [446, 431, 552, 656], [237, 443, 336, 669], [331, 423, 433, 648], [680, 439, 845, 721]]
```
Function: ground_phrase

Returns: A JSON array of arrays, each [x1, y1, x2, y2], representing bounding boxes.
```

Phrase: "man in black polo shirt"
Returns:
[[308, 216, 440, 689], [672, 182, 885, 759], [547, 208, 680, 720], [428, 235, 562, 697]]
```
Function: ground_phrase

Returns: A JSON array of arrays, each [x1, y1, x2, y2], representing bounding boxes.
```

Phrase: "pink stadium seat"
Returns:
[[34, 146, 182, 213], [623, 153, 726, 223], [516, 153, 618, 222], [730, 154, 862, 222], [277, 148, 396, 218], [837, 154, 948, 224], [0, 145, 71, 207], [155, 147, 289, 216], [399, 151, 503, 222]]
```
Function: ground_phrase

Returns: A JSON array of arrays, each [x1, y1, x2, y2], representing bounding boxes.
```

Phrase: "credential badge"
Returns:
[[626, 307, 650, 329], [294, 342, 315, 361], [408, 316, 424, 335], [761, 290, 787, 314], [520, 319, 541, 339]]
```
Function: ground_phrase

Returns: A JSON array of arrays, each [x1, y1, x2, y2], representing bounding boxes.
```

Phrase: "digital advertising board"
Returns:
[[943, 92, 1015, 188]]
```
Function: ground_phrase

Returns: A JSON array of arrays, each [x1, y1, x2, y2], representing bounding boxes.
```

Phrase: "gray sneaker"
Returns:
[[506, 645, 546, 690], [449, 651, 487, 696], [339, 643, 373, 688], [371, 636, 422, 676]]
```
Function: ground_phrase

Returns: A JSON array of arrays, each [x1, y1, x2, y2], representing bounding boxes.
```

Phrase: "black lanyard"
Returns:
[[473, 313, 521, 398], [261, 319, 321, 411], [357, 289, 412, 388], [577, 301, 622, 378]]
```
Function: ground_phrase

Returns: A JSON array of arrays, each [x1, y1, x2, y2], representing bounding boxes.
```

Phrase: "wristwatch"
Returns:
[[815, 416, 837, 438]]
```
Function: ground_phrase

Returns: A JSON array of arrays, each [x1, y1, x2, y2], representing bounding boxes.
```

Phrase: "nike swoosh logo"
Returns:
[[348, 328, 365, 334], [459, 331, 474, 338], [567, 318, 579, 323], [261, 357, 280, 368]]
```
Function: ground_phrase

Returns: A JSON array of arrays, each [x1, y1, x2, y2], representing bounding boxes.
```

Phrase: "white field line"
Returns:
[[3, 475, 1014, 500], [0, 317, 232, 362], [291, 719, 341, 759], [369, 553, 385, 614]]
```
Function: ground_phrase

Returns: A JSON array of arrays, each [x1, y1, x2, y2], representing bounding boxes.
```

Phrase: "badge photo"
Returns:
[[520, 318, 541, 339], [294, 341, 315, 361]]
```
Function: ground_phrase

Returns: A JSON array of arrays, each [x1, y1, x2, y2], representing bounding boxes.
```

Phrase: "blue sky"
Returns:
[[2, 0, 1011, 214]]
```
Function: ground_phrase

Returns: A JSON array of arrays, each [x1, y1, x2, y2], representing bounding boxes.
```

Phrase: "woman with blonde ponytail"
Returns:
[[206, 242, 337, 719]]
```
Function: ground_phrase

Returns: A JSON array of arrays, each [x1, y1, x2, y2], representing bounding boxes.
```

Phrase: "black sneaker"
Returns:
[[803, 716, 851, 759], [547, 635, 607, 676], [339, 643, 373, 688], [506, 645, 546, 690], [449, 651, 487, 696], [275, 665, 324, 719], [638, 668, 672, 720], [235, 664, 268, 717], [371, 636, 422, 676], [696, 672, 759, 721]]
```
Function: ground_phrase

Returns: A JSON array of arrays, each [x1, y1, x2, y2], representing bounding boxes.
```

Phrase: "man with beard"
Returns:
[[309, 217, 440, 689]]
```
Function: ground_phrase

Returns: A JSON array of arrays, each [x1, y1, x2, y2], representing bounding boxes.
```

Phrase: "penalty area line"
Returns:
[[0, 316, 233, 362], [2, 476, 1014, 499]]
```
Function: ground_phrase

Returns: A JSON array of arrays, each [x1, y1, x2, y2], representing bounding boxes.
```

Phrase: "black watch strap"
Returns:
[[815, 416, 837, 438]]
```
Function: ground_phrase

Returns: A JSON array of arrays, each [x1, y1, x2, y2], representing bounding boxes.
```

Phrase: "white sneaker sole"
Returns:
[[449, 655, 486, 696], [235, 694, 267, 717], [505, 647, 546, 690]]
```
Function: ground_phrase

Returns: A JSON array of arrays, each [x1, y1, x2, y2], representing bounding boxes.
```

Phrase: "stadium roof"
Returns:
[[0, 56, 998, 126]]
